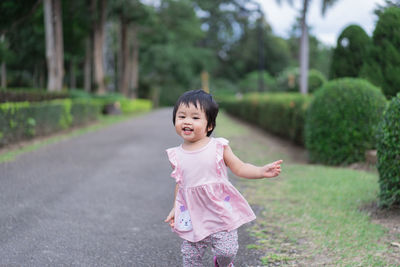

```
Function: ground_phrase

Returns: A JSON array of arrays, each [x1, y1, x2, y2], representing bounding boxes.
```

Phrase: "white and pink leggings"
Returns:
[[181, 230, 238, 267]]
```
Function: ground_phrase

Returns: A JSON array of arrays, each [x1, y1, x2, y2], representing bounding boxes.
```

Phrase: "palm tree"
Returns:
[[277, 0, 338, 94]]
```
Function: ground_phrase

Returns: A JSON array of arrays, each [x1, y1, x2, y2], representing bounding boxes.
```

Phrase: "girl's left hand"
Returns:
[[164, 207, 175, 228], [261, 160, 283, 178]]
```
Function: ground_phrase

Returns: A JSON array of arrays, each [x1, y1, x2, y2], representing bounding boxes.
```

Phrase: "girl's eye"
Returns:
[[193, 117, 199, 120], [178, 116, 185, 119]]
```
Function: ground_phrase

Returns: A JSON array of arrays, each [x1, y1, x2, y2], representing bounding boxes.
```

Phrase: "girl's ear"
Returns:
[[207, 125, 213, 132]]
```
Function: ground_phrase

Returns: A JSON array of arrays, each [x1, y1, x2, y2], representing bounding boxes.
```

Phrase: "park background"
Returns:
[[0, 0, 400, 266]]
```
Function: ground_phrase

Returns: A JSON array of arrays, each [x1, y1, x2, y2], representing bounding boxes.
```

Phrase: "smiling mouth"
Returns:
[[183, 127, 193, 135]]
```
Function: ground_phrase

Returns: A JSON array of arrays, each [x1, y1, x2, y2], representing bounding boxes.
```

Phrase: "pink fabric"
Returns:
[[166, 137, 256, 242]]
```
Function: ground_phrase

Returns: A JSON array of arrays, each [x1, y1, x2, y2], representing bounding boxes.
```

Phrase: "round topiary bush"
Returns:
[[377, 93, 400, 207], [276, 68, 326, 93], [238, 71, 276, 93], [329, 24, 371, 79], [305, 78, 387, 165], [361, 7, 400, 99], [308, 69, 327, 94]]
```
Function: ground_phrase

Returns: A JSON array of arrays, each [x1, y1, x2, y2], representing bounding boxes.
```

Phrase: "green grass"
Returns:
[[0, 112, 148, 163], [216, 111, 398, 266]]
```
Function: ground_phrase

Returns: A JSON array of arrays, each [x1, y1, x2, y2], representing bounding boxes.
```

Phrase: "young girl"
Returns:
[[165, 90, 282, 267]]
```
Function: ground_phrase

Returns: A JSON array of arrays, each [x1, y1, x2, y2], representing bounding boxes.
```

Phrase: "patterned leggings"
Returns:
[[181, 230, 238, 267]]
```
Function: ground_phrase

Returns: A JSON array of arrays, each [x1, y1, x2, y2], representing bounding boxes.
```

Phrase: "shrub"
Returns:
[[0, 99, 101, 147], [305, 78, 387, 165], [238, 71, 276, 93], [329, 24, 371, 79], [308, 69, 327, 94], [219, 92, 312, 145], [276, 67, 326, 93], [377, 93, 400, 207], [361, 7, 400, 98]]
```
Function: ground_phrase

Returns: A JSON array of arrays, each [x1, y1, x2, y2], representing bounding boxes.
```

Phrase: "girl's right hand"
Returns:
[[164, 207, 175, 228]]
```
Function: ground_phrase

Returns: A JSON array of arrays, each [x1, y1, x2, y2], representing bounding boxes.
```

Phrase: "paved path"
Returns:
[[0, 108, 262, 266]]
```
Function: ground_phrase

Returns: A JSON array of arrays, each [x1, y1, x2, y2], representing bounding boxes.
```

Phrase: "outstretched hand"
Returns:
[[260, 160, 283, 178]]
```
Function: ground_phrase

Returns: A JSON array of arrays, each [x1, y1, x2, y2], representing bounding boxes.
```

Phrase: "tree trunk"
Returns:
[[0, 35, 6, 88], [70, 60, 76, 89], [129, 24, 139, 98], [44, 0, 64, 91], [119, 17, 129, 97], [1, 62, 6, 88], [299, 0, 309, 94], [92, 0, 107, 94], [84, 37, 92, 92]]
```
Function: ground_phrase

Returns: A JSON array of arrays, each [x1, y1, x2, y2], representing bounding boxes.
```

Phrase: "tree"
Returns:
[[277, 0, 338, 94], [361, 7, 400, 98], [0, 0, 42, 88], [91, 0, 107, 94], [110, 0, 150, 97], [223, 17, 290, 80], [329, 24, 370, 79], [43, 0, 64, 91], [139, 0, 213, 105], [62, 0, 91, 90]]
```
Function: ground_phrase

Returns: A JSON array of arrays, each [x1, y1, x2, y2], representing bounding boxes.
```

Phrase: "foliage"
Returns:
[[5, 2, 45, 88], [361, 7, 400, 98], [220, 92, 312, 145], [377, 93, 400, 207], [139, 0, 214, 105], [0, 99, 97, 146], [329, 24, 371, 79], [238, 71, 276, 93], [307, 69, 327, 93], [119, 98, 152, 114], [0, 96, 152, 147], [276, 67, 326, 93], [305, 78, 387, 165], [223, 23, 291, 81], [286, 32, 333, 79]]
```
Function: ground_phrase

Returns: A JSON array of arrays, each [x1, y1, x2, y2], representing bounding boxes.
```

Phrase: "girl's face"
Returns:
[[175, 103, 212, 144]]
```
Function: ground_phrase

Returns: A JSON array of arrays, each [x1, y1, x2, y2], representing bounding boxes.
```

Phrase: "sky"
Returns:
[[256, 0, 386, 46]]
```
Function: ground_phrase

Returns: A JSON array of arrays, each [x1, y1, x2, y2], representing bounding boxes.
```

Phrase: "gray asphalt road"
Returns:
[[0, 108, 263, 266]]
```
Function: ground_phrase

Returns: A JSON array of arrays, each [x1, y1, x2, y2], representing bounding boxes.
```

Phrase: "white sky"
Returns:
[[256, 0, 386, 46]]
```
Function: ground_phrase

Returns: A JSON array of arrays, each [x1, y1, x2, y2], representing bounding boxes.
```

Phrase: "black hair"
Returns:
[[172, 89, 219, 137]]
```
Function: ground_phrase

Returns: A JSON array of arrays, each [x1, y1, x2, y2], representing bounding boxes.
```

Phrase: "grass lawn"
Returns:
[[216, 111, 400, 266]]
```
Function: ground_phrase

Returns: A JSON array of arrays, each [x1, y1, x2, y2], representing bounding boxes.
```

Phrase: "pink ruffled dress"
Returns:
[[166, 137, 256, 242]]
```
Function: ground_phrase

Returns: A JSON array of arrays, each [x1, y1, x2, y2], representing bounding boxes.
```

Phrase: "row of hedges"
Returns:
[[219, 92, 312, 145], [0, 99, 100, 147], [220, 78, 386, 164], [220, 78, 400, 207], [0, 97, 153, 147]]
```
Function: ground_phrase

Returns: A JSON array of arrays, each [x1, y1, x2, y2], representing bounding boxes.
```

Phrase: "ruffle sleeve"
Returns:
[[166, 148, 182, 184], [215, 137, 229, 177]]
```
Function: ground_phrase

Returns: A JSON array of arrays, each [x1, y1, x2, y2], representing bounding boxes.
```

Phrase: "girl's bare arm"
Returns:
[[223, 145, 282, 179]]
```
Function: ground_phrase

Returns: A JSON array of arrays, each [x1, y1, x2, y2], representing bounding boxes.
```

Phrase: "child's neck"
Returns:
[[182, 137, 211, 151]]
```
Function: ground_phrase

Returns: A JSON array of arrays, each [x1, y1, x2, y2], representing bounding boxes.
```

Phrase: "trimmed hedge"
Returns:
[[305, 78, 387, 165], [220, 93, 312, 145], [0, 99, 101, 147], [377, 93, 400, 207], [0, 97, 153, 147]]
